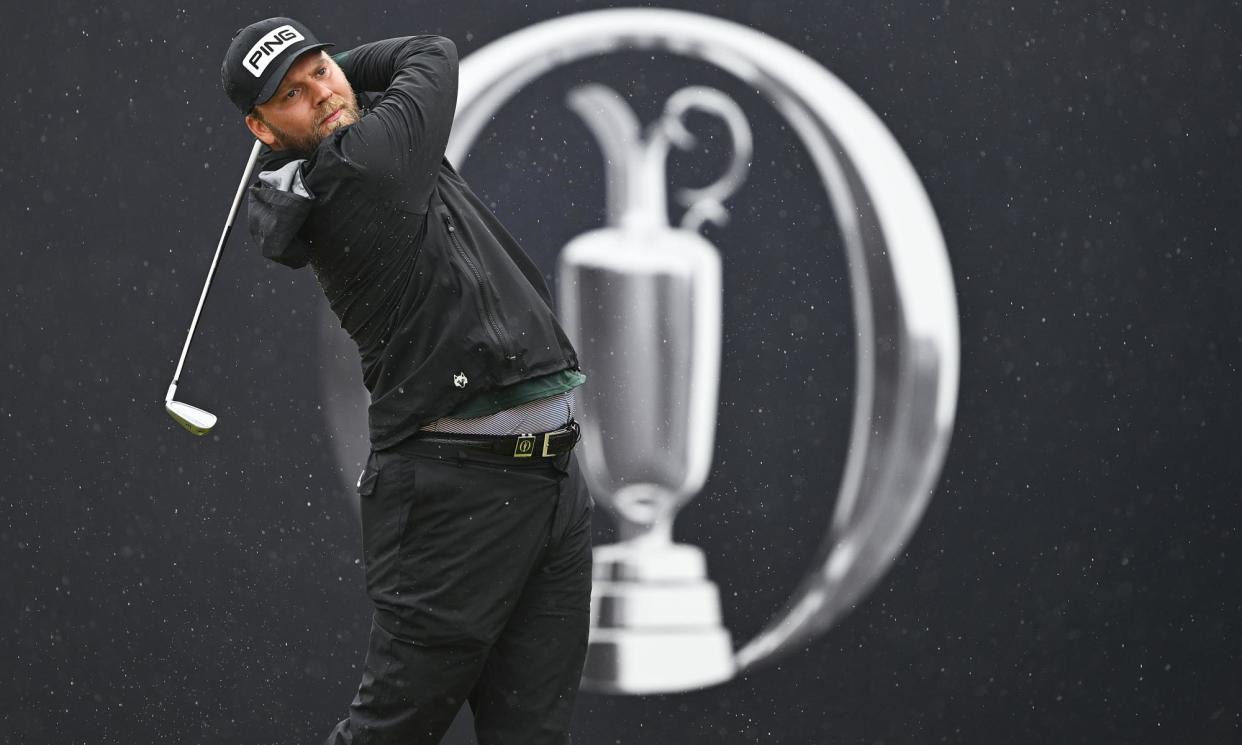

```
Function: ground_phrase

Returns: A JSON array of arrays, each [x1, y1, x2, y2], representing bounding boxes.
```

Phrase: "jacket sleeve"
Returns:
[[335, 36, 458, 211]]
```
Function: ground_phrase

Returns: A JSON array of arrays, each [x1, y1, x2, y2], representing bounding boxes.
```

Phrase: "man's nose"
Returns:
[[312, 81, 334, 104]]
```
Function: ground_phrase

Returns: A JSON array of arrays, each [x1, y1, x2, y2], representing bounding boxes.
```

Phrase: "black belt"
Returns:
[[414, 421, 580, 458]]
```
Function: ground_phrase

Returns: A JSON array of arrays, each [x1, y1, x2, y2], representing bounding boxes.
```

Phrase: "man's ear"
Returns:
[[245, 112, 279, 147]]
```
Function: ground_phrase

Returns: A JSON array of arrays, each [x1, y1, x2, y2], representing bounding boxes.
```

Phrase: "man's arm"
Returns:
[[334, 36, 458, 211]]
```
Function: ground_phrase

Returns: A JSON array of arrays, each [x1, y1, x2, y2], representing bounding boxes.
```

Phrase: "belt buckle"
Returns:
[[541, 424, 573, 457], [513, 434, 536, 458]]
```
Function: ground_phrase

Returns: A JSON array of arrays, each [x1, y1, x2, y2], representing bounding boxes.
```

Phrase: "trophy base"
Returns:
[[582, 541, 735, 694], [582, 626, 735, 694]]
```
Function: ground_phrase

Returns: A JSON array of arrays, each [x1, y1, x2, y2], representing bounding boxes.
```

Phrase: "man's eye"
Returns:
[[285, 89, 298, 99], [317, 66, 327, 76]]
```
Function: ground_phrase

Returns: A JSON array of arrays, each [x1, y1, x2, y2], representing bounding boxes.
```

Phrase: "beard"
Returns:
[[266, 93, 361, 154]]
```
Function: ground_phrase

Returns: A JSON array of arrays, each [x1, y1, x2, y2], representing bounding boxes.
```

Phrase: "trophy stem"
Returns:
[[609, 482, 681, 544], [614, 515, 674, 545]]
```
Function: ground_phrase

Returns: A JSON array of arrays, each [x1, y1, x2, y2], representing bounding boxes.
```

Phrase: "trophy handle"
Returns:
[[655, 86, 753, 233]]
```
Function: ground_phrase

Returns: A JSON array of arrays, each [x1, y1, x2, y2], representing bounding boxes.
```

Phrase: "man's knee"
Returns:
[[374, 603, 499, 649]]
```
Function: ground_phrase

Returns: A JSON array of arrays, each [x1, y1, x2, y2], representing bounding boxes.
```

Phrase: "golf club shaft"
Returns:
[[165, 140, 263, 401]]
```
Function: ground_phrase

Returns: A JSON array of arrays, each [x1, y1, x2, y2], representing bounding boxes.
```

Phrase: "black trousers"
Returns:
[[326, 437, 594, 745]]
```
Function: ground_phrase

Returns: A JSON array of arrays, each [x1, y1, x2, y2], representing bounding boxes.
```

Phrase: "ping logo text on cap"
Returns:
[[244, 25, 305, 78]]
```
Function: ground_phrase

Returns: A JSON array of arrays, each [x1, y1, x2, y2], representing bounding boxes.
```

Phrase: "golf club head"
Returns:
[[165, 400, 217, 436]]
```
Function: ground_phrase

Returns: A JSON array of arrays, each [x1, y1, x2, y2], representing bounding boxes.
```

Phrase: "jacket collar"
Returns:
[[248, 145, 316, 269]]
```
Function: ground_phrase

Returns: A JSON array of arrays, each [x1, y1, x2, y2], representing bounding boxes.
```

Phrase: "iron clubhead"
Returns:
[[165, 400, 217, 436]]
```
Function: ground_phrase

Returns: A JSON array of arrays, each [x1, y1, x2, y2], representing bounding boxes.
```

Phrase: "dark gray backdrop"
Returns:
[[3, 1, 1239, 743]]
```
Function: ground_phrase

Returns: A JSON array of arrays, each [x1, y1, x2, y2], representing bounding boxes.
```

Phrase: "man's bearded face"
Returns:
[[247, 50, 360, 154]]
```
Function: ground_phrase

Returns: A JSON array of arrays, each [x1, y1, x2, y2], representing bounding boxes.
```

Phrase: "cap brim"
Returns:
[[253, 42, 335, 108]]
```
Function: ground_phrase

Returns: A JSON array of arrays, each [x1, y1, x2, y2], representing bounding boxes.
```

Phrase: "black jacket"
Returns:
[[246, 36, 579, 449]]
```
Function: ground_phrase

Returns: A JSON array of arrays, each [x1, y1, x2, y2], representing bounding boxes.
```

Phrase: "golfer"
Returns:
[[221, 18, 593, 745]]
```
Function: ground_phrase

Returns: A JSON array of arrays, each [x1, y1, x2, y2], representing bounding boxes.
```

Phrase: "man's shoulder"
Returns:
[[301, 135, 456, 216]]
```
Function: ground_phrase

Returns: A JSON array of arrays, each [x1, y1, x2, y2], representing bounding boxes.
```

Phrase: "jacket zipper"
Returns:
[[442, 214, 515, 360]]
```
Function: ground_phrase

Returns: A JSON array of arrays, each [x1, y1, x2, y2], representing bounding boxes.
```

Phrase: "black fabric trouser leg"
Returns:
[[325, 439, 593, 745]]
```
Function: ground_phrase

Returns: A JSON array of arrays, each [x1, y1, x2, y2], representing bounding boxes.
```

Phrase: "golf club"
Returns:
[[164, 139, 263, 435]]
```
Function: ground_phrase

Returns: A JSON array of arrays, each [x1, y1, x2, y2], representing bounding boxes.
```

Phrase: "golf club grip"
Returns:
[[166, 140, 264, 394]]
